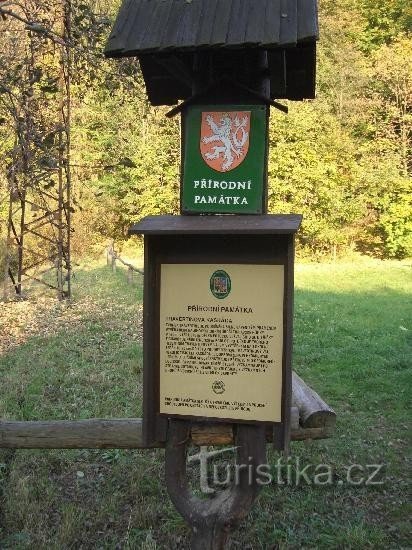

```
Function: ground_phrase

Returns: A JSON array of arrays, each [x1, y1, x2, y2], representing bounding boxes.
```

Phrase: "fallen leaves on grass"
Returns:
[[0, 291, 143, 356]]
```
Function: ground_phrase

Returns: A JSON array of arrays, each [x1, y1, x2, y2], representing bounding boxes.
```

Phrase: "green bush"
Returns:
[[378, 185, 412, 258]]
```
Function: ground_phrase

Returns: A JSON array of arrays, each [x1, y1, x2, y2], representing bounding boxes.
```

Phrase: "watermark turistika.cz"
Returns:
[[187, 447, 385, 494]]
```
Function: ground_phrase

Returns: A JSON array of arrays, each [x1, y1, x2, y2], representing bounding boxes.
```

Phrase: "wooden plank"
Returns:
[[105, 0, 319, 57], [268, 49, 287, 97], [191, 424, 334, 446], [159, 0, 186, 51], [262, 0, 281, 47], [138, 1, 174, 52], [142, 236, 162, 446], [284, 43, 317, 100], [208, 0, 233, 47], [193, 0, 219, 48], [104, 0, 136, 55], [278, 233, 295, 452], [244, 0, 265, 45], [280, 0, 298, 46], [226, 0, 249, 46], [297, 0, 319, 42], [121, 0, 147, 55], [129, 214, 303, 236], [175, 0, 203, 50], [190, 423, 234, 446], [191, 406, 299, 447]]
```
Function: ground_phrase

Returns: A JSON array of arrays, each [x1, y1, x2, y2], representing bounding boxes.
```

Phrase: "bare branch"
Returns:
[[0, 7, 66, 45]]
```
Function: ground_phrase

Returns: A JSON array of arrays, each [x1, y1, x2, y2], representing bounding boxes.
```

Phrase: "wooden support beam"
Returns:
[[166, 420, 267, 549], [0, 415, 334, 449], [0, 375, 336, 449], [0, 419, 150, 449]]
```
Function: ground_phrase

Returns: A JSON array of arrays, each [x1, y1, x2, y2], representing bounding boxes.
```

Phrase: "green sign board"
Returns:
[[181, 105, 268, 214]]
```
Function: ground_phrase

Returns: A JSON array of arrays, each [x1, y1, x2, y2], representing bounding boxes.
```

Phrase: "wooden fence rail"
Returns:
[[106, 242, 143, 284], [0, 375, 335, 449], [1, 251, 337, 450]]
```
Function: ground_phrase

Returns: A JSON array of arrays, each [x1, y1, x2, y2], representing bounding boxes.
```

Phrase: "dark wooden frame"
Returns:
[[130, 215, 301, 449]]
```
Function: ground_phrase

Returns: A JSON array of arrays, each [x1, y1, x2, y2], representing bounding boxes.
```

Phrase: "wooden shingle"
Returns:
[[105, 0, 318, 104]]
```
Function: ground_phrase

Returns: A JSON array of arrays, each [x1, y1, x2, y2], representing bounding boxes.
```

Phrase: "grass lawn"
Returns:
[[0, 257, 410, 549]]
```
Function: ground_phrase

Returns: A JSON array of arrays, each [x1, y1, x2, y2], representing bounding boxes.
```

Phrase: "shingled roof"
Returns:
[[105, 0, 318, 105]]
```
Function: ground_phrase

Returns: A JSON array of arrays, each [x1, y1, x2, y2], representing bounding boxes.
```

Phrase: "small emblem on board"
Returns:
[[210, 270, 231, 299], [212, 381, 226, 395]]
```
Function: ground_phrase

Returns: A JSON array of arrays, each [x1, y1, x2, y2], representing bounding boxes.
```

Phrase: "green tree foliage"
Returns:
[[268, 103, 363, 254], [360, 0, 412, 50], [266, 0, 411, 258], [1, 0, 411, 260], [70, 59, 180, 242]]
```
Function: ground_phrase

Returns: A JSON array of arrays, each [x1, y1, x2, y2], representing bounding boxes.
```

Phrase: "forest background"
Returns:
[[0, 3, 410, 547], [0, 0, 411, 270]]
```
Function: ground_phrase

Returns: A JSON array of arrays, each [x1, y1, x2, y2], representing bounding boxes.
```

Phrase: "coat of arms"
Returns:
[[210, 269, 231, 299], [200, 111, 250, 172]]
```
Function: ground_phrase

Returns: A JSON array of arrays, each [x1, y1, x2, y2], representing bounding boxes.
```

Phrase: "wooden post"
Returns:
[[165, 420, 266, 550], [132, 216, 301, 548], [127, 266, 133, 285]]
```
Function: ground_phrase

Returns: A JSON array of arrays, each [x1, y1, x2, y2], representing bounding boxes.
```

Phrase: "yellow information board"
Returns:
[[160, 264, 284, 422]]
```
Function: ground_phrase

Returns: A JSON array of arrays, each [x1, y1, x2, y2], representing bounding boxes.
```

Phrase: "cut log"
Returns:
[[292, 372, 336, 429], [190, 406, 299, 446]]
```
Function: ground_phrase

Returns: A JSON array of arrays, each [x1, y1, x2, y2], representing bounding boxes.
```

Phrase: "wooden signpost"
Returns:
[[129, 215, 301, 454], [0, 4, 329, 550], [104, 1, 320, 546]]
